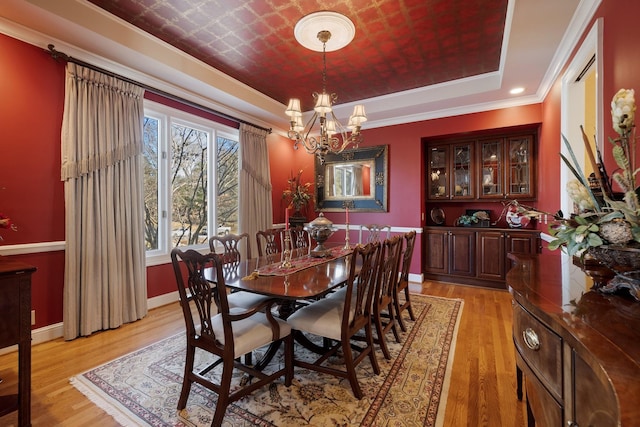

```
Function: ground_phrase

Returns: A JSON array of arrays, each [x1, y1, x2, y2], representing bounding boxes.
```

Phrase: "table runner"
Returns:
[[256, 246, 352, 276]]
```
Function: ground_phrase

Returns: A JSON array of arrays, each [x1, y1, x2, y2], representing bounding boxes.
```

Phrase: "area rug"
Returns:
[[70, 295, 463, 426]]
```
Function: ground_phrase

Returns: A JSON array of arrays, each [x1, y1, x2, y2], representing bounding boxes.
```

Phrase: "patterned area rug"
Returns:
[[70, 295, 463, 426]]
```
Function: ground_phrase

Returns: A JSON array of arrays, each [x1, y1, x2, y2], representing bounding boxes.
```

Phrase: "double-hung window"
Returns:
[[143, 100, 239, 264]]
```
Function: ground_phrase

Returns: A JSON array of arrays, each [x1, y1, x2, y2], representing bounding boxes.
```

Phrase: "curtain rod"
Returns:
[[46, 44, 272, 134]]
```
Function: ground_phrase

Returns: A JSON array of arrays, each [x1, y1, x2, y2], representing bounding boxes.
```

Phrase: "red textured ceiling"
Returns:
[[87, 0, 507, 110]]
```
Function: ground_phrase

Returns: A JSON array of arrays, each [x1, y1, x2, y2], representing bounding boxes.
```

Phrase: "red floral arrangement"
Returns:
[[0, 213, 17, 241]]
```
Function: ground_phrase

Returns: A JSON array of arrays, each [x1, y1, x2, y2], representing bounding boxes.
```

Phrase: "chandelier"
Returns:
[[285, 12, 367, 164]]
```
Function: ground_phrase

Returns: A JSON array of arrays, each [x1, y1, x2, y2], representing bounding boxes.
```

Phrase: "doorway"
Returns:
[[559, 18, 603, 301]]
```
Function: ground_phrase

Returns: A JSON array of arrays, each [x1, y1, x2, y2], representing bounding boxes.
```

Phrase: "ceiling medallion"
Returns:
[[285, 11, 366, 164]]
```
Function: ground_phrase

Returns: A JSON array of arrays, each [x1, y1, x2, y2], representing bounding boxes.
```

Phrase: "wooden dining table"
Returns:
[[205, 244, 355, 359], [210, 244, 354, 305]]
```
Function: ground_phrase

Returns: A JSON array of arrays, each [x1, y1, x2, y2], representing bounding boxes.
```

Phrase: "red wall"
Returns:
[[4, 0, 640, 330], [0, 34, 66, 328]]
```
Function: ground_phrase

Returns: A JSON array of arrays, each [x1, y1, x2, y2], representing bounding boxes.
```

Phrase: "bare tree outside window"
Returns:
[[217, 136, 239, 234], [143, 116, 159, 250], [142, 106, 239, 254], [171, 123, 208, 246]]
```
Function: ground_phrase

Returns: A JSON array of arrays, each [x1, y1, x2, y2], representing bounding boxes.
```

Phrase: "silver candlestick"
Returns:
[[281, 229, 292, 268], [344, 223, 351, 250]]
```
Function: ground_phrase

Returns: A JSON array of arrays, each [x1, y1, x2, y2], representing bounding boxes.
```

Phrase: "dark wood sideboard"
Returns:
[[0, 259, 36, 426], [507, 253, 640, 426], [424, 227, 540, 289]]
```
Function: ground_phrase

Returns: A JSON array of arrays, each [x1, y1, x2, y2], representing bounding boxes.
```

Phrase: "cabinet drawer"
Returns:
[[513, 303, 562, 401], [525, 371, 563, 427]]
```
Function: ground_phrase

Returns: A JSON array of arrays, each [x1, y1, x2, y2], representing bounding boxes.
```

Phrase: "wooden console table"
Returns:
[[507, 253, 640, 426], [0, 259, 36, 426]]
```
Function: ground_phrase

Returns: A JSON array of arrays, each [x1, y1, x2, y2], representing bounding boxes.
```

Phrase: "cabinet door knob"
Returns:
[[523, 328, 540, 350], [567, 422, 579, 427]]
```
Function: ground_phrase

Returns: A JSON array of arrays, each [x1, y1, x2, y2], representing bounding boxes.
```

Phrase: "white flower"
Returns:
[[611, 88, 636, 135], [566, 179, 595, 212]]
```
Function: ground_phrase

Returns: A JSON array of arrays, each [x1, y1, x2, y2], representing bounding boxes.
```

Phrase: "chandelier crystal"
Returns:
[[285, 15, 367, 164]]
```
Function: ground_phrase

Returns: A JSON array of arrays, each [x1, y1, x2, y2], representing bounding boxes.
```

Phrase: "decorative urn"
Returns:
[[306, 213, 337, 257]]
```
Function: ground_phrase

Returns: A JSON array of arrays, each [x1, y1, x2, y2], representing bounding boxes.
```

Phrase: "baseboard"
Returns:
[[409, 272, 423, 284], [148, 290, 179, 309]]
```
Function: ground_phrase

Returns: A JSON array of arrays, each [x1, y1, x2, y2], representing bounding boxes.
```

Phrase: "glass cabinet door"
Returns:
[[480, 139, 503, 198], [507, 136, 534, 198], [452, 143, 474, 198], [428, 146, 449, 199]]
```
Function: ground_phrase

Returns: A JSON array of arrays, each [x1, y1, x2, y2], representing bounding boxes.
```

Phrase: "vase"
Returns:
[[289, 215, 306, 229], [582, 244, 640, 301]]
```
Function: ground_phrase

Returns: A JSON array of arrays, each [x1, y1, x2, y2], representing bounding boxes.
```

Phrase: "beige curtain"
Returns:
[[238, 124, 272, 256], [61, 63, 147, 340]]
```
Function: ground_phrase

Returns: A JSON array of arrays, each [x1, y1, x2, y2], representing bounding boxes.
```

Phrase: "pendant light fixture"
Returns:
[[285, 11, 367, 164]]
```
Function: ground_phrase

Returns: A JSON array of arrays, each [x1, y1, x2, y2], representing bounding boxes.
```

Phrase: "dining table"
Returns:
[[209, 243, 354, 307], [204, 243, 355, 361]]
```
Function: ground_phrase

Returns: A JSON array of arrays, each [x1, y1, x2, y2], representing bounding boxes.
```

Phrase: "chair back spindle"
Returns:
[[359, 224, 391, 244], [256, 228, 282, 257]]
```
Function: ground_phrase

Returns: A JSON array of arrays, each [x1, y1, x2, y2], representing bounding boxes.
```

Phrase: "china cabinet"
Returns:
[[423, 227, 475, 276], [479, 134, 535, 199], [424, 127, 537, 202], [508, 253, 639, 426], [424, 226, 540, 288], [477, 230, 540, 281], [427, 142, 474, 200]]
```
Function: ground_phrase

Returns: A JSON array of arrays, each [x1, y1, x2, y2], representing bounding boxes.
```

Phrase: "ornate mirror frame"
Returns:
[[315, 144, 388, 212]]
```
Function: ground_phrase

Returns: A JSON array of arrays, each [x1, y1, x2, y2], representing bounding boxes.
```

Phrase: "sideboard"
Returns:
[[0, 259, 36, 426], [424, 226, 540, 289], [507, 252, 640, 426]]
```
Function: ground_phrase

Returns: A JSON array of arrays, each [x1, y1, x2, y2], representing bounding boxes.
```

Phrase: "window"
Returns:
[[143, 100, 239, 264]]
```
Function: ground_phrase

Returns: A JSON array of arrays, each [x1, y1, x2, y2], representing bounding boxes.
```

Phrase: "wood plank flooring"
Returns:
[[0, 280, 526, 426]]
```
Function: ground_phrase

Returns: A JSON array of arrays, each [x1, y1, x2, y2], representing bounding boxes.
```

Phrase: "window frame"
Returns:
[[143, 100, 239, 266]]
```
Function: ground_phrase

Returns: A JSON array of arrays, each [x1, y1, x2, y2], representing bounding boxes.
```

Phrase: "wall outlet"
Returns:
[[31, 310, 35, 326]]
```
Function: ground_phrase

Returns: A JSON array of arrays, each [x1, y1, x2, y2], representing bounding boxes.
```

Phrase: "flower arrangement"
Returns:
[[548, 88, 640, 256], [0, 213, 17, 241], [456, 210, 490, 226], [282, 169, 314, 215]]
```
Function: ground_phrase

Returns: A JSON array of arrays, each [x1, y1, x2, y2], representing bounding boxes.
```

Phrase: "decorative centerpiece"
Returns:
[[306, 213, 337, 257], [548, 88, 640, 300]]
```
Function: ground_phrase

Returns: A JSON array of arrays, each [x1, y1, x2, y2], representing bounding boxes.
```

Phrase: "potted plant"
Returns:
[[548, 88, 640, 299], [282, 169, 314, 226], [455, 210, 490, 227]]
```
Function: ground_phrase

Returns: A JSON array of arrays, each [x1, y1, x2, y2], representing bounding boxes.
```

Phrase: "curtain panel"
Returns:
[[238, 124, 272, 256], [61, 63, 147, 340]]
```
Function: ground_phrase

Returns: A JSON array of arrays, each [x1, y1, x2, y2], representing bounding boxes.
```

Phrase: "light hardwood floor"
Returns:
[[0, 280, 526, 426]]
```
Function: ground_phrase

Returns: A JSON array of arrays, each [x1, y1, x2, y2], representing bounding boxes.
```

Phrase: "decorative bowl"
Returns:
[[306, 213, 337, 257]]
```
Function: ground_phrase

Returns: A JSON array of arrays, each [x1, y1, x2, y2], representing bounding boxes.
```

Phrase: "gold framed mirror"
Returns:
[[315, 145, 388, 212]]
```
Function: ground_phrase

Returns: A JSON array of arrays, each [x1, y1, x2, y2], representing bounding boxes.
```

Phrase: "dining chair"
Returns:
[[359, 224, 391, 244], [286, 242, 382, 399], [209, 232, 269, 310], [170, 248, 293, 427], [256, 228, 283, 257], [394, 230, 417, 332], [209, 232, 251, 263], [371, 235, 404, 359], [286, 225, 312, 251]]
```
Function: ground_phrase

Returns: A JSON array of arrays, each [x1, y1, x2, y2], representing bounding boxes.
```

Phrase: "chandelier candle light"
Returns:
[[285, 11, 367, 164]]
